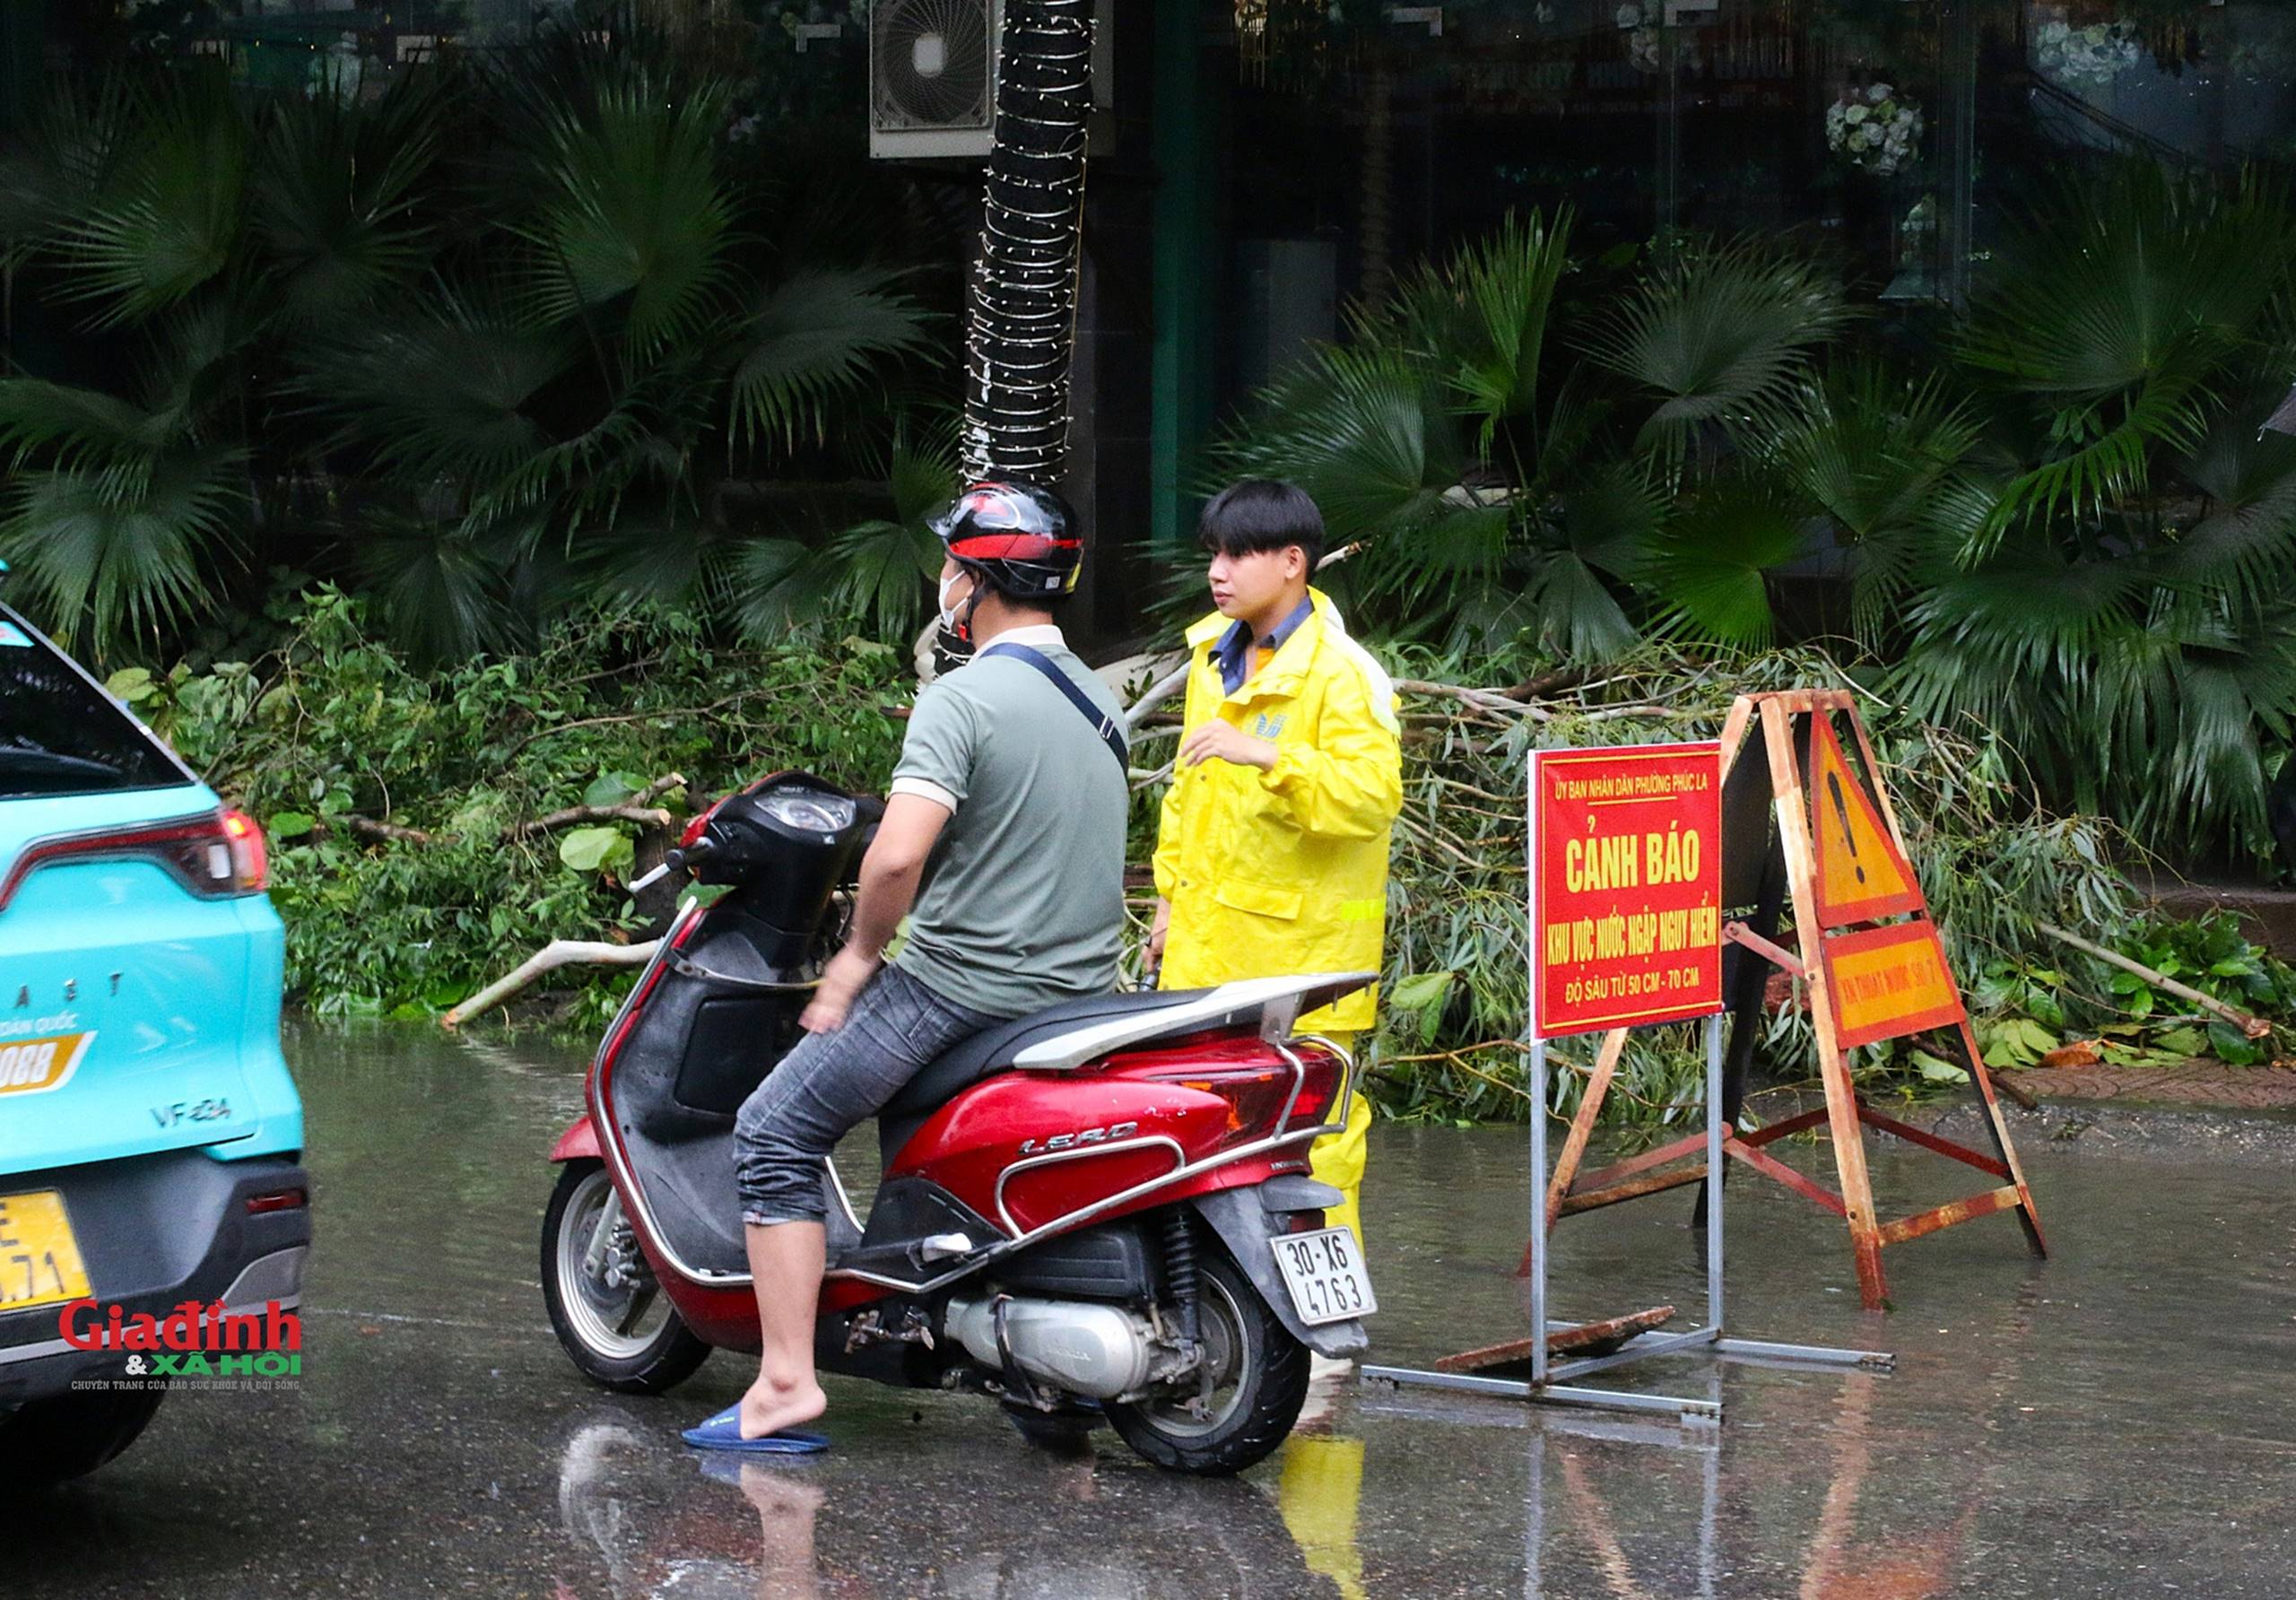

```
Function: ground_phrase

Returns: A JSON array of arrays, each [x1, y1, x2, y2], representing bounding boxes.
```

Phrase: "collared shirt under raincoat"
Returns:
[[1152, 588, 1402, 1034]]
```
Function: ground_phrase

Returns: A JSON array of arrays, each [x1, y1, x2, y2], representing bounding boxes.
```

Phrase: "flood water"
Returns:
[[12, 1019, 2296, 1597]]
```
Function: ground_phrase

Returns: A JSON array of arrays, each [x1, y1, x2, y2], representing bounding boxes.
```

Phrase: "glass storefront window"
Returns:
[[1212, 0, 2296, 397]]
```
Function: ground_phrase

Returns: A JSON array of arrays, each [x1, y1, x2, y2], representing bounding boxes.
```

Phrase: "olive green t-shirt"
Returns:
[[887, 628, 1127, 1019]]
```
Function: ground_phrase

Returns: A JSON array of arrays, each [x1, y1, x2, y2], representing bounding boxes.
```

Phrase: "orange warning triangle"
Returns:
[[1806, 716, 1924, 926]]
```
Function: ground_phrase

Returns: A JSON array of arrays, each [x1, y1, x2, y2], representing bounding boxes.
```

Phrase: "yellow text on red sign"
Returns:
[[1823, 923, 1966, 1049]]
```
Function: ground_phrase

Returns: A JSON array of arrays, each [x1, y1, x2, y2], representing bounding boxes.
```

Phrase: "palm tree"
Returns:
[[0, 28, 944, 661], [1891, 162, 2296, 865], [1211, 211, 1853, 653], [1213, 163, 2296, 869]]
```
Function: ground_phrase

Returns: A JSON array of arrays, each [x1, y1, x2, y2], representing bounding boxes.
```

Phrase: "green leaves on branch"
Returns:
[[558, 825, 633, 876], [142, 591, 909, 1022]]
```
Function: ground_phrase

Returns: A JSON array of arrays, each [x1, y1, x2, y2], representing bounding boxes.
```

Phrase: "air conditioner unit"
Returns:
[[870, 0, 1114, 162]]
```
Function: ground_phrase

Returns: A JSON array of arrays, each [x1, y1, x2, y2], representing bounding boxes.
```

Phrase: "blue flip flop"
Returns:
[[680, 1404, 830, 1456]]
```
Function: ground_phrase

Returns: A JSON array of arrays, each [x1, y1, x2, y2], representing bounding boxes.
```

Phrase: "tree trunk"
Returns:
[[962, 0, 1095, 482]]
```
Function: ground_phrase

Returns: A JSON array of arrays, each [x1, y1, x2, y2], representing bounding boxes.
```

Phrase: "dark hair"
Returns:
[[1197, 479, 1325, 570]]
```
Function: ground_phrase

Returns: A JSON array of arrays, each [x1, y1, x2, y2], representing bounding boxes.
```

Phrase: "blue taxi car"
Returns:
[[0, 596, 308, 1489]]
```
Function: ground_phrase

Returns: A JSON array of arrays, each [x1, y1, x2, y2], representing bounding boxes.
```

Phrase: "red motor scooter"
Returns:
[[540, 771, 1375, 1475]]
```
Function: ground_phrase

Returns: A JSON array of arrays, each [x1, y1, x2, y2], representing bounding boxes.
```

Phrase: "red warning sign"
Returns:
[[1529, 743, 1724, 1039], [1806, 717, 1923, 927]]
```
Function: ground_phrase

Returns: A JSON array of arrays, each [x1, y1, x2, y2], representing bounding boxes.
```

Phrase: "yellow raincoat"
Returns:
[[1152, 589, 1401, 1242]]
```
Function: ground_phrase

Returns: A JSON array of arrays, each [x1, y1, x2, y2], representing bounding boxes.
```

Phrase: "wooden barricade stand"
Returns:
[[1541, 690, 2048, 1311]]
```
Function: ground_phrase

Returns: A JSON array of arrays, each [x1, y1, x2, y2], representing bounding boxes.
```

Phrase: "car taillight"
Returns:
[[0, 808, 270, 911], [245, 1187, 307, 1214], [222, 808, 268, 893]]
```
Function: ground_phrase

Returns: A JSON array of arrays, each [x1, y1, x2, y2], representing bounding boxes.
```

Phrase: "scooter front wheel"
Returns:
[[542, 1161, 711, 1394], [1106, 1251, 1309, 1476]]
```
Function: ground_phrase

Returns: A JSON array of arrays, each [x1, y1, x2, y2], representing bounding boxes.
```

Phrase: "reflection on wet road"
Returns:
[[10, 1021, 2295, 1596]]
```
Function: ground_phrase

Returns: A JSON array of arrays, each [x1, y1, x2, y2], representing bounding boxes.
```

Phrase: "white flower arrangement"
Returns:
[[1614, 4, 1700, 74], [1825, 83, 1923, 178], [1616, 4, 1661, 73], [2032, 17, 2142, 87]]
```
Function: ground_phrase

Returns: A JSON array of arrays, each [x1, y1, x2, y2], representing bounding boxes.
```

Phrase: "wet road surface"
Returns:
[[10, 1021, 2295, 1597]]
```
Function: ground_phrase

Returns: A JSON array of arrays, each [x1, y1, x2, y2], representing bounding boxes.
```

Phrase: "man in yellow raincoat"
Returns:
[[1149, 479, 1401, 1259]]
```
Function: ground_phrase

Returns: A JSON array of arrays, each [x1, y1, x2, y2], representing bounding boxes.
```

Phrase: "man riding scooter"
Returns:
[[687, 480, 1131, 1452]]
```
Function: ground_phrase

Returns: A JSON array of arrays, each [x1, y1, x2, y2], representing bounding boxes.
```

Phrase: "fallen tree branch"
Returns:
[[2036, 921, 2273, 1040], [343, 814, 434, 846], [1124, 663, 1189, 729], [504, 804, 674, 841], [1395, 678, 1536, 717], [500, 691, 775, 760], [443, 939, 661, 1030], [631, 772, 687, 808], [342, 776, 691, 849]]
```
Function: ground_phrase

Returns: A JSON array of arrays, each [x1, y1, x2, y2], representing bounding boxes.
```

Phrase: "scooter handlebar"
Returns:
[[628, 835, 717, 894]]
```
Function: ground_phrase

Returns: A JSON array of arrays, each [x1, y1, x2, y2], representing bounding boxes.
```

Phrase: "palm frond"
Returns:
[[0, 82, 127, 265], [1960, 162, 2296, 400], [0, 455, 242, 655], [296, 284, 578, 488], [0, 379, 182, 475], [517, 79, 735, 358], [723, 535, 842, 641], [822, 517, 943, 639], [1577, 234, 1854, 460], [349, 512, 522, 663], [1639, 479, 1813, 649], [727, 267, 937, 453], [1215, 343, 1465, 541], [886, 417, 963, 529], [1523, 549, 1642, 661], [1766, 361, 1979, 642], [250, 74, 444, 325], [1968, 335, 2221, 561], [1391, 209, 1573, 455], [57, 70, 248, 327], [2163, 403, 2296, 616]]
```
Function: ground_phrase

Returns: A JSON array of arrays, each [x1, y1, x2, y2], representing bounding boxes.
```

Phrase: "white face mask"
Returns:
[[935, 570, 972, 632]]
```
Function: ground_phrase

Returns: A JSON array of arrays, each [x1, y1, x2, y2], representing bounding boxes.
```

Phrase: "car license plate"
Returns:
[[1270, 1225, 1377, 1326], [0, 1190, 93, 1315]]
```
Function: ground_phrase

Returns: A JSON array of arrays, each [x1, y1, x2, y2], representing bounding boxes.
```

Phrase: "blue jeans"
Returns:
[[734, 963, 996, 1226]]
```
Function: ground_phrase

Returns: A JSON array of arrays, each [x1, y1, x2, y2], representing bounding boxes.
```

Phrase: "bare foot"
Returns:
[[738, 1373, 828, 1440]]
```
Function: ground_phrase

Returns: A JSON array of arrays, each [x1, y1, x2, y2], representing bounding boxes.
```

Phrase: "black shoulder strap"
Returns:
[[977, 642, 1129, 775]]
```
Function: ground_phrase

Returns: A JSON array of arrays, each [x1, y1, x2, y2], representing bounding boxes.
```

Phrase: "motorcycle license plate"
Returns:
[[1270, 1226, 1376, 1326], [0, 1190, 93, 1315]]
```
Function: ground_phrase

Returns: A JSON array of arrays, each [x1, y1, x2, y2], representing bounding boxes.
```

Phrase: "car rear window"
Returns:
[[0, 614, 185, 798]]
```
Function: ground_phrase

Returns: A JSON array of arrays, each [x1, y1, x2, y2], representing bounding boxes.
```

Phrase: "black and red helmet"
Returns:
[[928, 480, 1083, 600]]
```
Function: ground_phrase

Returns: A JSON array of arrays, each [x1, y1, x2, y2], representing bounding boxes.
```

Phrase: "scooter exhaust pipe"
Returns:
[[944, 1293, 1158, 1399]]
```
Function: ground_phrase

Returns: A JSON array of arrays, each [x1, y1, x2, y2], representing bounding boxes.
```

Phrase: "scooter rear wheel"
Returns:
[[543, 1161, 711, 1395], [1107, 1252, 1309, 1476]]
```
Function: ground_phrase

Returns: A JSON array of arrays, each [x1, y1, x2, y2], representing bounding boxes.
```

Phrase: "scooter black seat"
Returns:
[[881, 987, 1215, 1125]]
